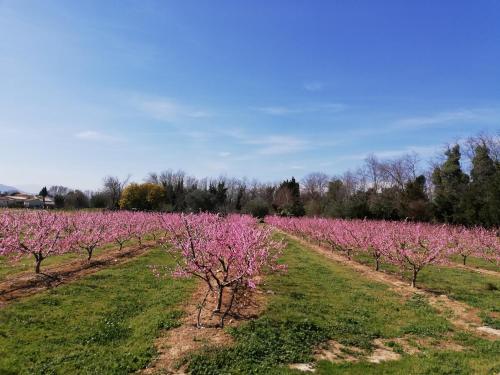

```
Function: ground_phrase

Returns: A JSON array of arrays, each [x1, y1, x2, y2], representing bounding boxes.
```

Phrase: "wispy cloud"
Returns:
[[394, 108, 500, 129], [245, 135, 309, 155], [340, 145, 442, 162], [373, 145, 441, 159], [304, 81, 324, 92], [74, 130, 121, 142], [218, 151, 231, 157], [133, 95, 212, 122], [255, 103, 345, 116]]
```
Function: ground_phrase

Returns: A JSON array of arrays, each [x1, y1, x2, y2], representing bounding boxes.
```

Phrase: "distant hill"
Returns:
[[0, 184, 19, 193]]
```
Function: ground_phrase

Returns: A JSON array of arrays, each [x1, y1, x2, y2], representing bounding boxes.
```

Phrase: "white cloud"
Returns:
[[373, 145, 440, 159], [245, 135, 309, 155], [256, 106, 296, 115], [304, 81, 324, 91], [134, 96, 212, 122], [74, 131, 120, 142], [255, 103, 345, 116], [340, 145, 442, 161], [394, 108, 500, 129], [218, 151, 231, 157]]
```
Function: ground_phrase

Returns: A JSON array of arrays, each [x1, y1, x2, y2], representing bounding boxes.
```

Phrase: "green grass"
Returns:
[[183, 235, 500, 375], [0, 241, 136, 281], [449, 254, 500, 272], [353, 252, 500, 329], [315, 332, 500, 374], [0, 248, 195, 375], [1, 234, 498, 374]]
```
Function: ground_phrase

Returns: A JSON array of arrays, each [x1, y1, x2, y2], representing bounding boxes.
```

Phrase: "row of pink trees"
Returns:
[[0, 211, 71, 274], [266, 216, 499, 287], [0, 210, 160, 274], [0, 210, 286, 328], [158, 213, 285, 327]]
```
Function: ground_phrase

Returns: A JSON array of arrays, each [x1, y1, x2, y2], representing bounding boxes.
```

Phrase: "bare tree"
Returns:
[[378, 153, 419, 190], [302, 172, 329, 199], [145, 172, 159, 185], [103, 175, 130, 209], [363, 154, 382, 192], [464, 132, 500, 163], [48, 185, 70, 197]]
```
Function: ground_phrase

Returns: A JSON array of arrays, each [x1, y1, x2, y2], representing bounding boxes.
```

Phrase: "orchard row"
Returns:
[[0, 210, 283, 327], [266, 216, 499, 287], [0, 210, 159, 273]]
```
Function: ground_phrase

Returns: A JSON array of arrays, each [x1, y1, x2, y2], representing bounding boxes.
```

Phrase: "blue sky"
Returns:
[[1, 0, 499, 191]]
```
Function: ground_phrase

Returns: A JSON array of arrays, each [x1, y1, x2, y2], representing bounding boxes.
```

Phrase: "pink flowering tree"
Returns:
[[159, 213, 285, 328], [68, 212, 111, 261], [448, 226, 480, 266], [109, 212, 133, 250], [347, 220, 390, 271], [383, 222, 453, 287], [0, 211, 11, 253], [0, 210, 71, 274], [108, 211, 149, 250], [474, 227, 500, 266], [130, 212, 157, 246]]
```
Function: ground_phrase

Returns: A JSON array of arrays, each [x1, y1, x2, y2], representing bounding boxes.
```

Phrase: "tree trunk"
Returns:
[[214, 285, 224, 313], [197, 287, 211, 328], [87, 247, 93, 261], [220, 287, 237, 328], [35, 258, 42, 274], [375, 258, 380, 272], [411, 268, 419, 288], [462, 255, 467, 266]]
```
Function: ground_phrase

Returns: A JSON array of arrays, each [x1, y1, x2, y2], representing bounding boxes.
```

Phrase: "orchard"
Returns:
[[266, 216, 499, 287], [1, 209, 499, 374]]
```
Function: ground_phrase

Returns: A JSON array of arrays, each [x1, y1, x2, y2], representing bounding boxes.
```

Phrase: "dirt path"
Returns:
[[0, 243, 153, 307], [453, 263, 500, 277], [282, 232, 500, 340], [142, 281, 267, 374]]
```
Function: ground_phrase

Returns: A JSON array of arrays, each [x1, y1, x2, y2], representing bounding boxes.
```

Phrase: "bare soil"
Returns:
[[142, 281, 267, 374], [289, 335, 464, 372], [0, 243, 152, 307]]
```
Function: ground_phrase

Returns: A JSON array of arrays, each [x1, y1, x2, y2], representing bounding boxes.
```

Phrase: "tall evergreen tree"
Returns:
[[401, 175, 431, 221], [273, 177, 305, 216], [431, 145, 469, 223], [39, 186, 48, 208], [462, 144, 500, 226]]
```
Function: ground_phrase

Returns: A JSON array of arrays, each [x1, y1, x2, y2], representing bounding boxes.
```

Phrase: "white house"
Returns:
[[0, 194, 55, 209]]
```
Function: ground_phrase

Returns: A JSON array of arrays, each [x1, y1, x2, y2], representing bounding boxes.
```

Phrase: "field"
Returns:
[[0, 211, 499, 374]]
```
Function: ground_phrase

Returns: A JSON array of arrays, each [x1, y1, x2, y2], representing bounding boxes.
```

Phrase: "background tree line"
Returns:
[[44, 133, 499, 227]]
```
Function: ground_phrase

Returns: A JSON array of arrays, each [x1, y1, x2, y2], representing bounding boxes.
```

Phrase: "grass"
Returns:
[[1, 234, 498, 374], [0, 247, 195, 375], [0, 240, 138, 281], [353, 252, 500, 328], [449, 254, 500, 272], [184, 235, 500, 374]]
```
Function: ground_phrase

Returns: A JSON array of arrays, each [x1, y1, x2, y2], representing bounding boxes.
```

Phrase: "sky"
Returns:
[[0, 0, 499, 192]]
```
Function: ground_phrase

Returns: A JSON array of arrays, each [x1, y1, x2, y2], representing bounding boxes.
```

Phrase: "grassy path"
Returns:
[[0, 243, 115, 282], [352, 252, 500, 330], [0, 243, 153, 306], [186, 234, 500, 374], [0, 248, 195, 374]]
